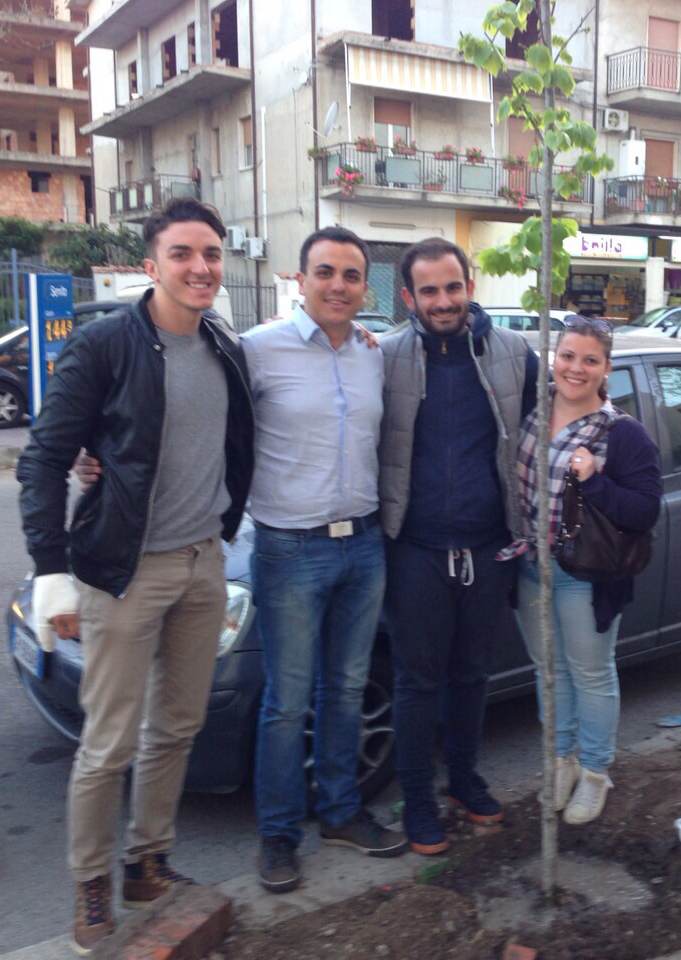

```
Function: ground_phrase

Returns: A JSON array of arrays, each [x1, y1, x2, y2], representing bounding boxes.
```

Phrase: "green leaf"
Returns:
[[521, 288, 545, 313], [514, 70, 544, 93], [557, 48, 573, 65], [526, 43, 552, 73], [548, 65, 576, 96], [497, 98, 513, 122]]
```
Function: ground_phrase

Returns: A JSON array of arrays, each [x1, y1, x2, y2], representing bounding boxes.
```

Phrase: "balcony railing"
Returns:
[[109, 174, 199, 219], [318, 144, 592, 205], [604, 176, 681, 217], [607, 47, 681, 95]]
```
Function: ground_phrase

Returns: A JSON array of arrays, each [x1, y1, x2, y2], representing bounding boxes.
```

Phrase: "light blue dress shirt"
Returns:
[[240, 305, 384, 529]]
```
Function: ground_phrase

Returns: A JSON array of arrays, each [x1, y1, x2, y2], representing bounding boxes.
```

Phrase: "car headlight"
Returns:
[[217, 582, 252, 657]]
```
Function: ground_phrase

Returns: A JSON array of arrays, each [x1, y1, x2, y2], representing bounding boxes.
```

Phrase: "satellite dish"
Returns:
[[322, 100, 339, 138]]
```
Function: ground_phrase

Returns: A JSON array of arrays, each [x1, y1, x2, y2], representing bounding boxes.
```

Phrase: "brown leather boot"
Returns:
[[71, 874, 114, 956], [122, 852, 193, 908]]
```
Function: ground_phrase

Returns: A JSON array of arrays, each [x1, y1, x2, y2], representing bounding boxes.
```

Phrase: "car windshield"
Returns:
[[628, 307, 670, 328]]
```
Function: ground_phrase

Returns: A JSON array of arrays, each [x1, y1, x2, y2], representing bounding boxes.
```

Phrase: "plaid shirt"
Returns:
[[508, 389, 618, 558]]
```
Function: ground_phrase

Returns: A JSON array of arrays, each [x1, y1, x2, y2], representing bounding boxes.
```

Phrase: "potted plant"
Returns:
[[335, 163, 364, 196], [424, 171, 446, 192], [393, 136, 417, 156], [307, 145, 328, 159], [465, 146, 485, 164], [434, 144, 455, 160], [354, 135, 377, 153], [498, 184, 527, 209], [502, 153, 526, 170], [605, 195, 622, 213]]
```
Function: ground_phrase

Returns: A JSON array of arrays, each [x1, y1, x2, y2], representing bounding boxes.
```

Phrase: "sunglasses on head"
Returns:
[[563, 315, 613, 338]]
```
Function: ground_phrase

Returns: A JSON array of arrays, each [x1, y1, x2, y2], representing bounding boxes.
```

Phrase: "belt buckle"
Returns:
[[328, 520, 354, 538]]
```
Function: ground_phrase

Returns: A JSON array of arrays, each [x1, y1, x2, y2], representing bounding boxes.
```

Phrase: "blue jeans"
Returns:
[[515, 557, 621, 772], [252, 522, 386, 845]]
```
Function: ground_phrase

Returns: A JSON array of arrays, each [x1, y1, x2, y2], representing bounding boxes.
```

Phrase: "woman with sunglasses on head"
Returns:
[[511, 316, 662, 824]]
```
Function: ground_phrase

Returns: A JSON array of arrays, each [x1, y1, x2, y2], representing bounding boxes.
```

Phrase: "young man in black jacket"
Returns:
[[17, 198, 254, 955]]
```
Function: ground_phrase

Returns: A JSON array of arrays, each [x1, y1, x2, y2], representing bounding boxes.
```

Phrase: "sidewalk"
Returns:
[[4, 726, 681, 960], [0, 425, 28, 470]]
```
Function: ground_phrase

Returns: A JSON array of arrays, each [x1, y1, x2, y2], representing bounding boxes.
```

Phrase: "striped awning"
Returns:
[[347, 45, 490, 103]]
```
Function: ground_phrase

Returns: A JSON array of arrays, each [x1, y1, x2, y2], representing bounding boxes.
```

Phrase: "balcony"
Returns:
[[603, 176, 681, 227], [76, 0, 185, 50], [0, 150, 91, 175], [0, 11, 82, 38], [606, 47, 681, 115], [82, 64, 250, 139], [0, 81, 89, 130], [317, 144, 592, 215], [109, 174, 199, 222]]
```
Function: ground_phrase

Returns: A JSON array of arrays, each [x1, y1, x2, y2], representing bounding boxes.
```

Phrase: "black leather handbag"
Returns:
[[554, 468, 652, 583]]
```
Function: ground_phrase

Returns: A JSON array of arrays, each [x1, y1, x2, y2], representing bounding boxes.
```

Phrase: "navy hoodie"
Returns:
[[401, 303, 534, 551]]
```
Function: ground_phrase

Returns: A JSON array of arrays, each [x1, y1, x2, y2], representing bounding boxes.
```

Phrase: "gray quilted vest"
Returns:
[[379, 320, 530, 541]]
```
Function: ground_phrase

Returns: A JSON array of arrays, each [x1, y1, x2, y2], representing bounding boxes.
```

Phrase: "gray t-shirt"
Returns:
[[145, 326, 230, 552]]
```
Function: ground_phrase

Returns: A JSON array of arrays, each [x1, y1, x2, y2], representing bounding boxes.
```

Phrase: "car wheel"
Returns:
[[304, 650, 396, 805], [0, 383, 26, 428]]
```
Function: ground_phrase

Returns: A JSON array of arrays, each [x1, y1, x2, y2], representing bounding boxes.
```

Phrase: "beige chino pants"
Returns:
[[68, 538, 226, 881]]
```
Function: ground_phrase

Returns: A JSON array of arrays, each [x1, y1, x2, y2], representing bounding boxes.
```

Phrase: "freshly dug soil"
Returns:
[[220, 746, 681, 960]]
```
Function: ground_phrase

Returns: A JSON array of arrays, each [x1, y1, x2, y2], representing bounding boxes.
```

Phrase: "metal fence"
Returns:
[[604, 176, 681, 217], [607, 46, 681, 95], [318, 143, 593, 206], [223, 272, 276, 332], [0, 253, 94, 331]]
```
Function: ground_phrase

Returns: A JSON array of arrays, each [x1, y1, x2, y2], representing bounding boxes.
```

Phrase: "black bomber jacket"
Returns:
[[17, 290, 255, 597]]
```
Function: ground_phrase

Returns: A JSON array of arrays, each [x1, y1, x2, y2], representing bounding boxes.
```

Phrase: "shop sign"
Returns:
[[563, 232, 648, 260]]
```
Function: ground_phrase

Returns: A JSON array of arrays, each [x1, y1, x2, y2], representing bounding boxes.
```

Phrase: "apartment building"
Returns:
[[0, 0, 92, 223], [77, 0, 681, 319]]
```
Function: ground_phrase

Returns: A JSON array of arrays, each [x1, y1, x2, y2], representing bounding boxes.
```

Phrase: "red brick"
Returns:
[[502, 945, 538, 960], [94, 885, 232, 960]]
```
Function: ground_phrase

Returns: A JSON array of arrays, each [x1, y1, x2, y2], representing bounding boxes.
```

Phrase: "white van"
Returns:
[[116, 280, 235, 330]]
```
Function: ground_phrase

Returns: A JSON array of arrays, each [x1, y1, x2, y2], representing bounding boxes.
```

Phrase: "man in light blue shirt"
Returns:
[[241, 227, 407, 892]]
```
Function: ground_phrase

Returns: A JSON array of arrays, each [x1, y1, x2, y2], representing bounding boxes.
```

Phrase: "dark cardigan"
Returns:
[[578, 415, 662, 632]]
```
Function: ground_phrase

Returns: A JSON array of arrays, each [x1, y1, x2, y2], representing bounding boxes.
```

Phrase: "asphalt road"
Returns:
[[2, 466, 681, 954]]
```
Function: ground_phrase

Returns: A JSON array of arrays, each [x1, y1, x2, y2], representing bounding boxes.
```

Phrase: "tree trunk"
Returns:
[[537, 0, 558, 902]]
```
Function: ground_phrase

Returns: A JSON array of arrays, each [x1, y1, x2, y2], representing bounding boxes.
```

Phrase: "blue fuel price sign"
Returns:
[[25, 273, 74, 417]]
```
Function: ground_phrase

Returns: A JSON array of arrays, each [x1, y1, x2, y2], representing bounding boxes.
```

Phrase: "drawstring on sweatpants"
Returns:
[[447, 548, 475, 586]]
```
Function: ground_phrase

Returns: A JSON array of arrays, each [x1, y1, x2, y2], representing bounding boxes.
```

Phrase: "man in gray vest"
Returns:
[[379, 238, 537, 855]]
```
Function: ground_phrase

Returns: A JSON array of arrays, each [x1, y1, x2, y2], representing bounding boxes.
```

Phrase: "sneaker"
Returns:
[[449, 772, 504, 825], [403, 799, 450, 856], [554, 756, 581, 812], [320, 808, 408, 858], [122, 853, 193, 908], [258, 837, 301, 893], [563, 768, 613, 825], [71, 874, 114, 956]]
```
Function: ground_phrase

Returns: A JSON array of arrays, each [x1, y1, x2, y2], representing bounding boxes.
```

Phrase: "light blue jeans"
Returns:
[[252, 522, 386, 846], [515, 557, 621, 772]]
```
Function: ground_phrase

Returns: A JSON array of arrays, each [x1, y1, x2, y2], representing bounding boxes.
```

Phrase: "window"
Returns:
[[608, 368, 639, 421], [51, 131, 58, 154], [124, 159, 133, 183], [28, 171, 50, 193], [213, 1, 238, 67], [372, 0, 413, 41], [162, 36, 177, 82], [240, 116, 252, 167], [187, 23, 196, 66], [656, 365, 681, 470], [506, 5, 540, 58], [128, 60, 138, 97], [374, 98, 411, 149], [212, 127, 221, 174]]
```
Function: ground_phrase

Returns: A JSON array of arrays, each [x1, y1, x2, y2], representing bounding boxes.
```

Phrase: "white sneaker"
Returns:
[[563, 768, 613, 825], [554, 756, 581, 812]]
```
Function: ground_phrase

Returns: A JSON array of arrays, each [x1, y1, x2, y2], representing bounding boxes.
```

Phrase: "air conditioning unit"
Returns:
[[225, 225, 245, 251], [602, 108, 629, 132], [243, 236, 267, 260]]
